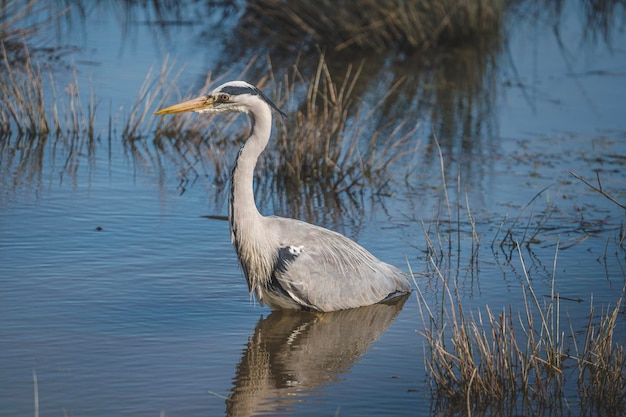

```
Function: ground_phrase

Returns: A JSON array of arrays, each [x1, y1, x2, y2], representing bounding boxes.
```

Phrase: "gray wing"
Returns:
[[265, 216, 411, 312]]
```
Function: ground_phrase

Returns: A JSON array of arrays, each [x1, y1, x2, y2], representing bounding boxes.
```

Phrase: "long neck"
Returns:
[[229, 110, 269, 224], [229, 106, 275, 293]]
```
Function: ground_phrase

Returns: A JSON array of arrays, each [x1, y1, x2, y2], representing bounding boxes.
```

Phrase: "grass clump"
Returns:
[[241, 0, 504, 52], [416, 249, 562, 415], [412, 147, 626, 415], [1, 0, 50, 61], [0, 42, 49, 135], [268, 55, 417, 197], [576, 294, 626, 415], [415, 240, 626, 416], [0, 41, 96, 138], [0, 0, 95, 138]]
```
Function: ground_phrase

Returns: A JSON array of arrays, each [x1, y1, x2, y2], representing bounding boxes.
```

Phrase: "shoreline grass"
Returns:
[[415, 242, 625, 416], [0, 41, 97, 138], [412, 148, 626, 416]]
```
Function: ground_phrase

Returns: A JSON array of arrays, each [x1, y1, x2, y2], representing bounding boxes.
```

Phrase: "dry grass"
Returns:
[[416, 245, 625, 415], [241, 0, 504, 52], [0, 41, 96, 138], [0, 42, 49, 135], [415, 248, 560, 414], [0, 0, 75, 67], [0, 38, 98, 191], [569, 170, 626, 211], [575, 293, 626, 415], [412, 162, 626, 415], [267, 55, 418, 197], [121, 54, 419, 221], [1, 1, 48, 59], [0, 1, 93, 138], [410, 144, 626, 415]]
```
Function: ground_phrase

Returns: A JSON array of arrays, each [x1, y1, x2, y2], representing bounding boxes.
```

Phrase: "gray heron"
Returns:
[[155, 81, 411, 312]]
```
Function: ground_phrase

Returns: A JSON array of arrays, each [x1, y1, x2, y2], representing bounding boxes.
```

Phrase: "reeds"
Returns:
[[268, 55, 418, 197], [411, 139, 626, 415], [1, 36, 99, 193], [241, 0, 504, 52], [0, 0, 95, 138], [0, 42, 49, 135], [261, 55, 420, 224], [576, 293, 626, 415], [0, 1, 46, 59], [0, 41, 96, 138], [416, 246, 625, 415], [413, 162, 626, 415], [120, 53, 419, 224]]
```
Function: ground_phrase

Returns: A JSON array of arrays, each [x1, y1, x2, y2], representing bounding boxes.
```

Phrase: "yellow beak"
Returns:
[[154, 96, 215, 115]]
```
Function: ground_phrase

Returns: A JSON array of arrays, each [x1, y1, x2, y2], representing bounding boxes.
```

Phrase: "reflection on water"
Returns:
[[226, 295, 408, 417]]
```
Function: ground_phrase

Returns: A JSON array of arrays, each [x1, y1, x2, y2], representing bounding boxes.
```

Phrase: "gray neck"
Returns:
[[228, 106, 275, 294], [229, 111, 266, 225]]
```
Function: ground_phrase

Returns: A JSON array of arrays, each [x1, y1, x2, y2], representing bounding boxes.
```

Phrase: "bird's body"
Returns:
[[156, 81, 411, 312]]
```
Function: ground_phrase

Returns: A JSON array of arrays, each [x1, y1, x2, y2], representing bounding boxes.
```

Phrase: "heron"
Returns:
[[155, 81, 411, 312]]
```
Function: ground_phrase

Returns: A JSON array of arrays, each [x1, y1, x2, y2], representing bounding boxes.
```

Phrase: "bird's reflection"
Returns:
[[225, 295, 408, 417]]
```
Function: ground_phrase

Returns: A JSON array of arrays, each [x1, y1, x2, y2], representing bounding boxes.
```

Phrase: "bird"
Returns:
[[155, 81, 411, 312]]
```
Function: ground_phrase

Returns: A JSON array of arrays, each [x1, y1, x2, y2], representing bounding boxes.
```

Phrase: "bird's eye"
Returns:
[[219, 94, 229, 102]]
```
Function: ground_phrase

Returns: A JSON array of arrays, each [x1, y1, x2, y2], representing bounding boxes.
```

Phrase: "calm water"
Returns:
[[1, 1, 625, 416]]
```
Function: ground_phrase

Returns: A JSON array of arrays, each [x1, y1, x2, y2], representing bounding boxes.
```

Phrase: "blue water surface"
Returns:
[[1, 1, 625, 416]]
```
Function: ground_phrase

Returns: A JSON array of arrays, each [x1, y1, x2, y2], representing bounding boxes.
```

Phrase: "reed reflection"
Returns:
[[225, 295, 408, 417]]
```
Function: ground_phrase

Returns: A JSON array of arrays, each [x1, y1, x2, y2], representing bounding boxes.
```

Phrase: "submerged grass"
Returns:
[[416, 236, 625, 415], [413, 151, 626, 416]]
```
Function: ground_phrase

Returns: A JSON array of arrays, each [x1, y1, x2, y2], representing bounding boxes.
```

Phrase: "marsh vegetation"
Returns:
[[1, 0, 625, 416]]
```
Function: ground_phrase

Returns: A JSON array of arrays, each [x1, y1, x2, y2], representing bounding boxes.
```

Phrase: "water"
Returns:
[[1, 1, 625, 416]]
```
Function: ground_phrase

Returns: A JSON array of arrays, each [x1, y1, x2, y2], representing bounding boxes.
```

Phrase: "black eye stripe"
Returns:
[[221, 86, 257, 96], [218, 84, 287, 118]]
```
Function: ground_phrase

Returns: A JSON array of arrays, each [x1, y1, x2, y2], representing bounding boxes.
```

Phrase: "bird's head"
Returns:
[[155, 80, 286, 118]]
